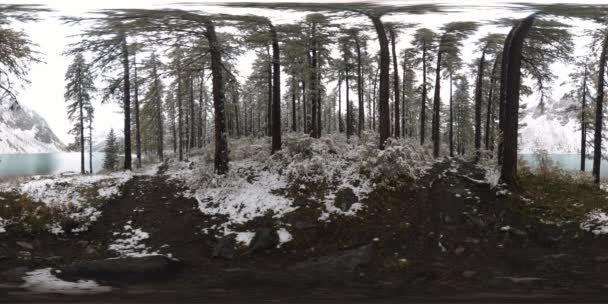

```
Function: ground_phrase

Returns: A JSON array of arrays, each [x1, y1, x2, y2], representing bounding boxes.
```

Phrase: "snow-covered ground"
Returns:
[[580, 210, 608, 235], [166, 133, 433, 237]]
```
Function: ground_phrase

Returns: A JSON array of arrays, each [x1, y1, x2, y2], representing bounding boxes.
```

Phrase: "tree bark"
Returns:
[[133, 54, 142, 168], [204, 20, 229, 175], [474, 45, 487, 162], [431, 45, 443, 158], [291, 75, 297, 132], [500, 13, 537, 186], [449, 73, 453, 157], [153, 56, 164, 160], [420, 40, 427, 145], [593, 32, 608, 184], [354, 34, 364, 137], [581, 65, 587, 172], [389, 28, 400, 139], [270, 24, 282, 153], [370, 16, 390, 149], [485, 57, 498, 151], [120, 31, 132, 170], [79, 96, 85, 174], [266, 45, 272, 137], [338, 75, 343, 133]]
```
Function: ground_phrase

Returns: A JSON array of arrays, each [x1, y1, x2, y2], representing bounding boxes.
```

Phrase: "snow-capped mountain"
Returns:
[[0, 103, 65, 153]]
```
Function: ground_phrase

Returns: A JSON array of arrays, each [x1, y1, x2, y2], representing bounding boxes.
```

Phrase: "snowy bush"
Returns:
[[357, 138, 432, 188]]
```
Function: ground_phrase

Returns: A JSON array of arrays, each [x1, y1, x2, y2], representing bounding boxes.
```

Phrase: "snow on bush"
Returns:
[[580, 210, 608, 235], [21, 268, 111, 294], [357, 137, 433, 189]]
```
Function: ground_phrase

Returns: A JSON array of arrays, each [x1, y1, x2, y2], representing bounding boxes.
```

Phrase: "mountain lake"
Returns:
[[0, 152, 106, 177]]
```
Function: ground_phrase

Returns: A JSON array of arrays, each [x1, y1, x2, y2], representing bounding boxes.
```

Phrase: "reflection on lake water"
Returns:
[[521, 154, 608, 177], [0, 153, 105, 177]]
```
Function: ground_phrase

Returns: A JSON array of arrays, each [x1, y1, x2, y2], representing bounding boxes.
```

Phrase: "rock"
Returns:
[[57, 255, 181, 283], [334, 187, 358, 212], [289, 244, 373, 279], [85, 245, 97, 255], [462, 270, 476, 278], [509, 227, 528, 238], [16, 241, 34, 250], [249, 228, 279, 253], [17, 251, 31, 261], [454, 247, 465, 256], [212, 234, 237, 259]]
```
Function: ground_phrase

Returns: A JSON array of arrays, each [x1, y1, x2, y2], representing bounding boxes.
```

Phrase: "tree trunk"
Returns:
[[177, 62, 184, 161], [133, 54, 142, 168], [338, 75, 343, 133], [189, 74, 197, 149], [270, 24, 282, 153], [370, 16, 390, 149], [372, 68, 378, 131], [309, 27, 319, 138], [354, 35, 364, 137], [204, 21, 229, 175], [500, 13, 537, 186], [593, 32, 608, 184], [88, 119, 93, 173], [79, 98, 85, 174], [120, 31, 132, 170], [302, 80, 307, 133], [389, 29, 400, 139], [449, 73, 454, 157], [346, 64, 351, 140], [474, 46, 487, 162], [291, 75, 297, 132], [153, 57, 164, 160], [420, 41, 427, 145], [266, 45, 272, 137], [581, 65, 587, 172], [485, 57, 498, 151], [402, 50, 407, 137], [432, 46, 443, 158]]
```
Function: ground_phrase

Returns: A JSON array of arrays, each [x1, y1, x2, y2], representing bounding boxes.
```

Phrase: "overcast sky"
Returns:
[[4, 0, 605, 144]]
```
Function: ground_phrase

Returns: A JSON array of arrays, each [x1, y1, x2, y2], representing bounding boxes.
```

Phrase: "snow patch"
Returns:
[[109, 222, 161, 257], [580, 210, 608, 235], [21, 268, 111, 294], [235, 231, 255, 246], [277, 228, 293, 246]]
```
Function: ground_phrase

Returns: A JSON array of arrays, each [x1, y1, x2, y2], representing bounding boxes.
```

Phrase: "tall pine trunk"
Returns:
[[88, 119, 93, 173], [420, 41, 427, 145], [204, 21, 229, 174], [389, 29, 400, 138], [474, 46, 487, 162], [500, 13, 537, 186], [291, 76, 297, 132], [581, 65, 587, 172], [485, 57, 498, 151], [449, 73, 454, 157], [338, 75, 343, 133], [354, 35, 364, 137], [266, 46, 272, 137], [79, 98, 84, 174], [270, 24, 282, 153], [370, 16, 390, 149], [593, 32, 608, 184], [120, 31, 132, 170], [431, 47, 443, 158], [133, 54, 142, 168]]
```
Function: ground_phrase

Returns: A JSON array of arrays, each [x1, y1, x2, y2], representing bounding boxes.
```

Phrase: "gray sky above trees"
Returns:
[[4, 0, 604, 145]]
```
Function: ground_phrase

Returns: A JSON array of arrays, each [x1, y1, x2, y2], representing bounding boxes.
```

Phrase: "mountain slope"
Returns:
[[0, 103, 65, 153]]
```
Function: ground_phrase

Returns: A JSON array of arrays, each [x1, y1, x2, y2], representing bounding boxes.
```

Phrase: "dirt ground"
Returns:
[[2, 159, 608, 303]]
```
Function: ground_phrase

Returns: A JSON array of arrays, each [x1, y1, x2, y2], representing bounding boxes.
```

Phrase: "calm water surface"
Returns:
[[521, 154, 608, 177], [0, 152, 105, 177]]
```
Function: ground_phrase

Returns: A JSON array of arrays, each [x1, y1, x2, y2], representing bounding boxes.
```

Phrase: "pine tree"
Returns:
[[64, 52, 96, 175], [103, 129, 119, 170]]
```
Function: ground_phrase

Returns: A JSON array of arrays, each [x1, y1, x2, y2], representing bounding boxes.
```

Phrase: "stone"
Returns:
[[454, 247, 465, 256], [334, 187, 358, 212], [289, 244, 373, 279], [0, 267, 29, 282], [57, 255, 181, 283], [85, 246, 97, 255], [16, 241, 34, 250], [462, 270, 476, 278], [212, 234, 237, 259], [249, 228, 279, 253]]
